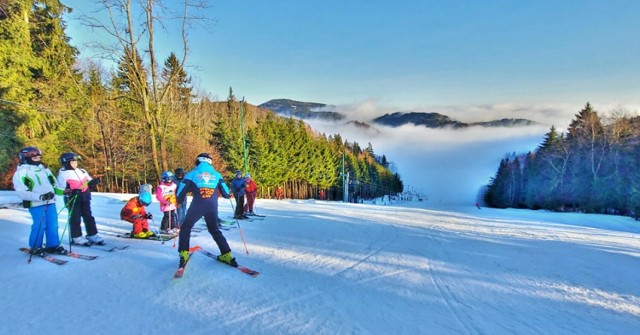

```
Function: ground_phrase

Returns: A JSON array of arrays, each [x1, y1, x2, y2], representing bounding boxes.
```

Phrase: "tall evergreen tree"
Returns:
[[0, 0, 81, 185]]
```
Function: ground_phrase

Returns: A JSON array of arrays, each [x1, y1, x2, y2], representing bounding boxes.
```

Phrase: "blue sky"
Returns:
[[62, 0, 640, 202], [64, 0, 640, 116]]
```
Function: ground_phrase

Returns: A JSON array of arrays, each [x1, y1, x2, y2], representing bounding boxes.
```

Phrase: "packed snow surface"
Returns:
[[1, 192, 639, 334]]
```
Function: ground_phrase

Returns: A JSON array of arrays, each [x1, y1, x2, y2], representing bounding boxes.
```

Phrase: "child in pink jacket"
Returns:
[[156, 171, 178, 233]]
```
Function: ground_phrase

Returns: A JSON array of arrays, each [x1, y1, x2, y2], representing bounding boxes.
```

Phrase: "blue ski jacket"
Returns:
[[176, 162, 230, 207]]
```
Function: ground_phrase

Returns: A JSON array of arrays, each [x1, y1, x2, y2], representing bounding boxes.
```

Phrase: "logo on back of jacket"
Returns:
[[196, 172, 217, 199]]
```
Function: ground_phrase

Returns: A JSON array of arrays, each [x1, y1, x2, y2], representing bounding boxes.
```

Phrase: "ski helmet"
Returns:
[[161, 171, 174, 183], [59, 152, 81, 169], [174, 168, 185, 179], [138, 192, 152, 206], [235, 170, 242, 177], [18, 146, 42, 165], [195, 153, 212, 165], [138, 184, 153, 200]]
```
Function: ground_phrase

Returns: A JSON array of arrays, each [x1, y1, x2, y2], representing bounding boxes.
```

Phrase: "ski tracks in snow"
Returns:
[[322, 207, 487, 334]]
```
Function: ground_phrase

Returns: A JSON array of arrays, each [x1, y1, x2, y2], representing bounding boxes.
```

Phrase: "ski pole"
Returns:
[[60, 194, 78, 252], [149, 217, 165, 244], [228, 198, 249, 255], [55, 193, 77, 216], [169, 213, 177, 248]]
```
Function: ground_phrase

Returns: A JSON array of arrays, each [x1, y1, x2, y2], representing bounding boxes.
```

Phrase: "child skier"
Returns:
[[175, 153, 235, 269], [12, 147, 68, 255], [120, 186, 155, 238], [57, 152, 103, 246], [243, 173, 258, 215], [173, 168, 187, 226], [156, 171, 178, 233], [231, 170, 248, 219]]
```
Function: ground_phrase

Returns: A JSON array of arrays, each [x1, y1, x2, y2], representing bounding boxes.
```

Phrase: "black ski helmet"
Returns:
[[18, 146, 42, 165], [195, 153, 212, 165], [174, 168, 185, 179], [59, 152, 81, 169]]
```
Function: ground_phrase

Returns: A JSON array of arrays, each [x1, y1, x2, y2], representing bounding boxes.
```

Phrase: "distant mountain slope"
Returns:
[[260, 99, 539, 128], [373, 112, 538, 128], [373, 112, 466, 128], [469, 118, 539, 127], [259, 99, 345, 121]]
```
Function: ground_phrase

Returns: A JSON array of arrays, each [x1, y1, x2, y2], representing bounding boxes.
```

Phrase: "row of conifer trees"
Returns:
[[0, 1, 403, 200], [484, 103, 640, 218]]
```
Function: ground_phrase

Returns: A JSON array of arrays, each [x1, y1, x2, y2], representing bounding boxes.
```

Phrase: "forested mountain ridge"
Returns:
[[484, 103, 640, 219], [0, 1, 402, 201], [261, 99, 538, 128], [259, 99, 344, 121], [373, 112, 466, 128]]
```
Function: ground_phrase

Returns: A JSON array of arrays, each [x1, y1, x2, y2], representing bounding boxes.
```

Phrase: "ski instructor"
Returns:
[[175, 153, 236, 269]]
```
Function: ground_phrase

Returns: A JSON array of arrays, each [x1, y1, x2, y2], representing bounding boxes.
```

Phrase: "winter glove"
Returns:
[[145, 213, 153, 219], [88, 178, 100, 187], [40, 192, 55, 201]]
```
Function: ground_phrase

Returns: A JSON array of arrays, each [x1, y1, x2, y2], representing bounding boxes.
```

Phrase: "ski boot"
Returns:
[[179, 250, 190, 268], [45, 245, 68, 255], [217, 251, 238, 267], [87, 234, 105, 245], [132, 231, 148, 239], [30, 247, 46, 256], [72, 236, 91, 246]]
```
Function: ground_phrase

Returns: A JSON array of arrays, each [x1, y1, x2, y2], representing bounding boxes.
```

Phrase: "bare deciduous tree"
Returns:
[[80, 0, 212, 179]]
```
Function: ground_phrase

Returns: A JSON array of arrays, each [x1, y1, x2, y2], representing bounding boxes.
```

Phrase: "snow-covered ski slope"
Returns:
[[1, 192, 639, 334]]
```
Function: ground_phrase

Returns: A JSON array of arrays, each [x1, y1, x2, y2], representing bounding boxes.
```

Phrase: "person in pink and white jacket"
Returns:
[[156, 171, 178, 233], [57, 152, 103, 246]]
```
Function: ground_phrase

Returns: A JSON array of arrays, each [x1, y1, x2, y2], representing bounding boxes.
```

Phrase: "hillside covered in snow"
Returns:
[[1, 192, 639, 334]]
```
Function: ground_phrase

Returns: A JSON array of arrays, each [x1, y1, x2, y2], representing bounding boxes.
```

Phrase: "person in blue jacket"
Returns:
[[172, 167, 187, 226], [230, 170, 248, 219], [175, 153, 236, 268]]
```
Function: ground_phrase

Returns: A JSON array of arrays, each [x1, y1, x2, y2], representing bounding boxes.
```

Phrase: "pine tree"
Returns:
[[0, 1, 35, 182], [485, 158, 510, 208], [0, 0, 81, 183], [534, 126, 570, 209]]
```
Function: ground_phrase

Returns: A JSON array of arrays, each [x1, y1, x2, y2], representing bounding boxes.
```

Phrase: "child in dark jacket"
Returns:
[[230, 170, 248, 219], [175, 153, 235, 270], [57, 152, 103, 246]]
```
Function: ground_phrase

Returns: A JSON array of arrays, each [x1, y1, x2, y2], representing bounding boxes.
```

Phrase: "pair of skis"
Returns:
[[218, 220, 237, 230], [173, 247, 260, 279], [116, 232, 178, 241], [72, 242, 129, 253], [19, 247, 99, 265], [191, 220, 236, 231], [228, 216, 262, 222]]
